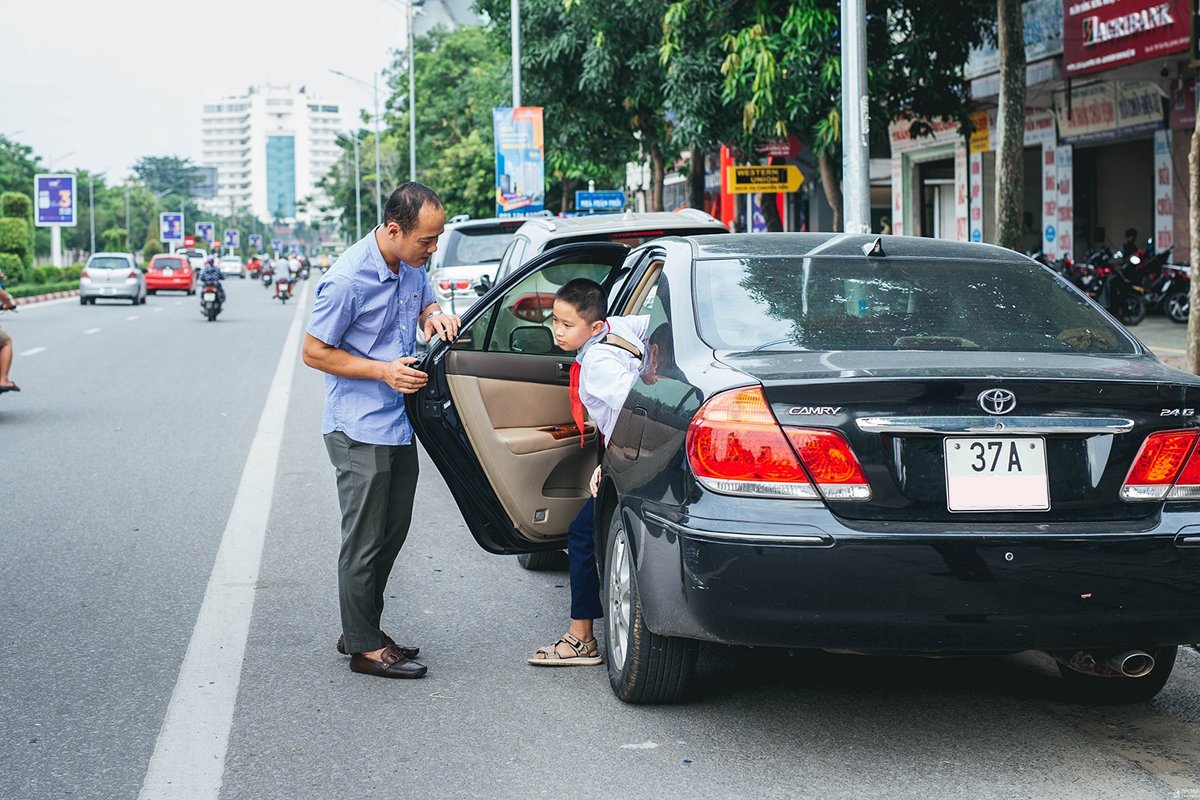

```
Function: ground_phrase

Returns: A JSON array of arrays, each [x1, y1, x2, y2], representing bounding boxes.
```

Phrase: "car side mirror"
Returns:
[[475, 275, 492, 296], [509, 325, 554, 354]]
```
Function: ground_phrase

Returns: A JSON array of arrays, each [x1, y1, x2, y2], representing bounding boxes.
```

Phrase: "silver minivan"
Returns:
[[80, 252, 146, 305]]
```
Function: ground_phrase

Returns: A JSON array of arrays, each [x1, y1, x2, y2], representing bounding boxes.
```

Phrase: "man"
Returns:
[[0, 273, 19, 393], [302, 182, 460, 680], [199, 258, 225, 303]]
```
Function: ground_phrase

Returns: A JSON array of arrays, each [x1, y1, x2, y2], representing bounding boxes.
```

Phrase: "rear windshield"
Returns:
[[154, 258, 184, 269], [442, 227, 518, 266], [88, 257, 130, 269], [694, 256, 1137, 354], [220, 257, 240, 263]]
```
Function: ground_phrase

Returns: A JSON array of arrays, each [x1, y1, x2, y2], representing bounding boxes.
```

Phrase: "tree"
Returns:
[[132, 156, 200, 199], [994, 0, 1025, 250], [716, 0, 993, 231]]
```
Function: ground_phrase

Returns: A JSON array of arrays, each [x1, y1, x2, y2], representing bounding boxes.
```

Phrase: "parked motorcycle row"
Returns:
[[1035, 240, 1190, 327]]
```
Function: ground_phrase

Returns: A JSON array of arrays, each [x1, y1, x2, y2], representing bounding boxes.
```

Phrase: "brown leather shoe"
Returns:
[[336, 633, 419, 659], [350, 646, 428, 679]]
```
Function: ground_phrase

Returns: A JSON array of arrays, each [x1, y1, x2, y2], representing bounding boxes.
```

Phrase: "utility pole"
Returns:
[[840, 0, 870, 234], [124, 185, 131, 252], [88, 174, 97, 255], [408, 0, 418, 182], [373, 71, 383, 223], [511, 0, 521, 107]]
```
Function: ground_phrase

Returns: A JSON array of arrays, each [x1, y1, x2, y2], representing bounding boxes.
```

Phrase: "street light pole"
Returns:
[[88, 173, 97, 255], [408, 0, 417, 182], [337, 132, 363, 241], [511, 0, 521, 108], [124, 185, 131, 252], [840, 0, 871, 234], [373, 71, 383, 224]]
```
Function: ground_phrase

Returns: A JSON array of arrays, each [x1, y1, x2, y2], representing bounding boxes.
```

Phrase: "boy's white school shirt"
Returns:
[[576, 314, 651, 442]]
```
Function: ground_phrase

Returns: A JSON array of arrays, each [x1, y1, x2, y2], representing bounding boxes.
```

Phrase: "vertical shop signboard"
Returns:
[[493, 107, 546, 217], [969, 152, 984, 243], [1041, 144, 1058, 258], [954, 144, 969, 242], [1055, 145, 1073, 260], [1154, 130, 1173, 252], [890, 157, 904, 236]]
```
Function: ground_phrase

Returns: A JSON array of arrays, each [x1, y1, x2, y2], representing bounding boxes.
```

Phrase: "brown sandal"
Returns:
[[528, 633, 603, 667]]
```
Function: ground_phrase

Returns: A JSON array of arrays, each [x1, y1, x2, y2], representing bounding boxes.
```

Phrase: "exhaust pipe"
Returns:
[[1052, 649, 1155, 679]]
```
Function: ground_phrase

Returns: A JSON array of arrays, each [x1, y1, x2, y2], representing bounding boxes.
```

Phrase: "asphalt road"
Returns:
[[2, 282, 1200, 799]]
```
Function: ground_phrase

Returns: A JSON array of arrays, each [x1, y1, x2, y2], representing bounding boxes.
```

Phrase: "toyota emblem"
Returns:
[[978, 388, 1017, 415]]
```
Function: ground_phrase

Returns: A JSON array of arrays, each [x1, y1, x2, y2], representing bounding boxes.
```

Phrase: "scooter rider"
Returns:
[[274, 255, 293, 298], [199, 257, 226, 303]]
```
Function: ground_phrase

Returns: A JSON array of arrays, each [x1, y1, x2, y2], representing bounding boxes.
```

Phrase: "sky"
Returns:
[[1, 0, 414, 180]]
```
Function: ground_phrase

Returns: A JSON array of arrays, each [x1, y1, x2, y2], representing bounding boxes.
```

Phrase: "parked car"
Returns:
[[426, 214, 534, 318], [409, 233, 1200, 705], [145, 254, 194, 295], [482, 210, 730, 358], [218, 255, 245, 278], [79, 252, 146, 305]]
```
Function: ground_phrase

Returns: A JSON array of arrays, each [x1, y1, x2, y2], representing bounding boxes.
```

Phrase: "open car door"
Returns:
[[407, 242, 632, 554]]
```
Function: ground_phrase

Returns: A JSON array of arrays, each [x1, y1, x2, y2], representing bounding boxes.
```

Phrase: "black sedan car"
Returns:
[[408, 233, 1200, 705]]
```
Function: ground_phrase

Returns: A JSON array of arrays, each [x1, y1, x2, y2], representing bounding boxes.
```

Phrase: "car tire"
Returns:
[[149, 289, 157, 295], [516, 550, 567, 571], [602, 508, 698, 704], [1166, 289, 1189, 323], [1119, 295, 1147, 326], [1056, 645, 1177, 705], [79, 296, 87, 305]]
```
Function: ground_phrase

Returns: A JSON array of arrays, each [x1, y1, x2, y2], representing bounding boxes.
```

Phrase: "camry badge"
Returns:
[[978, 388, 1017, 416]]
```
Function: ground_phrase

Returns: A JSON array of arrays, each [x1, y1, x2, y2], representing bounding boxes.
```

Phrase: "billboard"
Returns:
[[248, 234, 263, 251], [160, 212, 184, 243], [196, 221, 215, 243], [223, 229, 239, 249], [1063, 0, 1189, 77], [493, 107, 545, 217], [35, 174, 77, 227]]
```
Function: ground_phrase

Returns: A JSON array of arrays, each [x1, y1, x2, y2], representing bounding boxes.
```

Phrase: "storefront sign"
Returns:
[[493, 106, 546, 217], [888, 118, 962, 154], [1042, 144, 1058, 256], [1154, 129, 1174, 251], [969, 111, 990, 153], [726, 165, 803, 194], [891, 157, 904, 236], [34, 174, 76, 227], [1053, 80, 1163, 143], [1064, 0, 1190, 77], [754, 134, 800, 157], [969, 152, 984, 243], [955, 146, 969, 242], [1056, 146, 1074, 258], [967, 0, 1064, 78]]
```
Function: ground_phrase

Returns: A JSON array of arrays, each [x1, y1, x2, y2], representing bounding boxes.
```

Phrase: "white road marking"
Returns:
[[138, 280, 310, 799], [154, 308, 164, 313], [84, 328, 101, 335], [125, 315, 138, 322], [18, 347, 45, 356]]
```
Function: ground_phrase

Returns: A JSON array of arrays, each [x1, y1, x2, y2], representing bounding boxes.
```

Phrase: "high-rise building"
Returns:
[[200, 85, 342, 224]]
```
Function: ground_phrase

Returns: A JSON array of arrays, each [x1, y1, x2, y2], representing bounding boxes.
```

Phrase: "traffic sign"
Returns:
[[34, 174, 76, 226], [160, 212, 184, 243], [726, 165, 804, 194], [575, 190, 626, 212], [224, 229, 240, 248], [196, 221, 215, 243], [249, 234, 263, 251]]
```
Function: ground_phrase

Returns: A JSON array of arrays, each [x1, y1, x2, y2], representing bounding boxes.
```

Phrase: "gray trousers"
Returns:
[[323, 431, 419, 654]]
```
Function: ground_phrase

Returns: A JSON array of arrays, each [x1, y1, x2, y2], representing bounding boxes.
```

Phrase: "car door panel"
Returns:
[[409, 242, 630, 554]]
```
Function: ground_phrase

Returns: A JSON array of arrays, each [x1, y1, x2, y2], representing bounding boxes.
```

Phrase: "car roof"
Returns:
[[682, 232, 1028, 263], [219, 255, 241, 260], [442, 215, 540, 233], [515, 210, 724, 238]]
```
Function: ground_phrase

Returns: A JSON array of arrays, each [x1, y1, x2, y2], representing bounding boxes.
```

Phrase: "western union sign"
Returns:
[[727, 165, 804, 194]]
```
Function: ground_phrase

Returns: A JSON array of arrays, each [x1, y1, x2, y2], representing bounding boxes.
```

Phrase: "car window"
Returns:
[[443, 228, 514, 266], [693, 256, 1139, 354], [154, 258, 184, 270], [497, 235, 528, 281], [88, 257, 131, 269], [220, 257, 240, 263]]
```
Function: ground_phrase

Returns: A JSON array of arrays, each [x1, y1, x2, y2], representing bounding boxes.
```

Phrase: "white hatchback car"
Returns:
[[79, 252, 146, 305], [218, 255, 245, 278]]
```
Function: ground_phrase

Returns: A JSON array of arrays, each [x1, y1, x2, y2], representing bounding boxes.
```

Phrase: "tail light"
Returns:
[[1120, 430, 1199, 501], [81, 269, 90, 279], [455, 279, 471, 290], [437, 279, 453, 293], [511, 293, 554, 322], [685, 386, 870, 500]]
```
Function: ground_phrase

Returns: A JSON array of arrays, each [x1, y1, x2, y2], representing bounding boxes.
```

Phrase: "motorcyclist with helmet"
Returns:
[[199, 257, 226, 303]]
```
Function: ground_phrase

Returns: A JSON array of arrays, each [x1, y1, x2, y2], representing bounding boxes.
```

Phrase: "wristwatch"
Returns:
[[426, 309, 443, 319]]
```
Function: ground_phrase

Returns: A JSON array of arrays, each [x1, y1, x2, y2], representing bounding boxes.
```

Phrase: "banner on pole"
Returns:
[[493, 107, 545, 217], [35, 174, 76, 227]]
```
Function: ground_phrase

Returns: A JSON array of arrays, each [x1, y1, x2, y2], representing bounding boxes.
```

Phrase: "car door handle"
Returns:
[[556, 361, 572, 376]]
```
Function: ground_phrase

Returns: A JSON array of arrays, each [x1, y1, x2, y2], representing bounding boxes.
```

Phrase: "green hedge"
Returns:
[[8, 280, 76, 298], [0, 192, 31, 219], [0, 217, 30, 263], [1, 263, 84, 286], [0, 252, 22, 278]]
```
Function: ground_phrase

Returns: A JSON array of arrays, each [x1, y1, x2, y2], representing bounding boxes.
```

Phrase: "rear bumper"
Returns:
[[631, 504, 1200, 653], [146, 277, 192, 291], [79, 281, 138, 299]]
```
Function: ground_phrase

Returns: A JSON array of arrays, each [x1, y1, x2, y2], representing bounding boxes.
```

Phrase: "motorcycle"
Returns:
[[1080, 247, 1147, 326], [261, 266, 274, 288], [247, 258, 261, 280], [199, 281, 223, 321], [275, 274, 292, 304]]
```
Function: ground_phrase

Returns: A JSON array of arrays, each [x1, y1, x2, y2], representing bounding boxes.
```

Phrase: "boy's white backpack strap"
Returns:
[[601, 333, 642, 360]]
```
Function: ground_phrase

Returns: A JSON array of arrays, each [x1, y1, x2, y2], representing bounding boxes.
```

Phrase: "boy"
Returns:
[[529, 278, 648, 666]]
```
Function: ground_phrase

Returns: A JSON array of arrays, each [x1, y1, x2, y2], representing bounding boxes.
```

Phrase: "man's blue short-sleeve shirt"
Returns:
[[306, 229, 435, 446]]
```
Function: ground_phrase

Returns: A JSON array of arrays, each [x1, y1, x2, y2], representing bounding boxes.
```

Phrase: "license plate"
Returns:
[[944, 437, 1049, 512], [102, 287, 113, 295], [163, 269, 173, 277], [202, 292, 216, 302]]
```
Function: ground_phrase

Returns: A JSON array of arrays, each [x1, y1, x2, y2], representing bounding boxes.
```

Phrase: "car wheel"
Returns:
[[79, 296, 87, 306], [1119, 295, 1147, 326], [1166, 289, 1189, 323], [516, 550, 567, 571], [1056, 645, 1177, 705], [603, 508, 698, 703], [149, 289, 157, 295]]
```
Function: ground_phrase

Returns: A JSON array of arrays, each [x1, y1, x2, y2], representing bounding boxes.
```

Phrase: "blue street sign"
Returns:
[[971, 229, 982, 243], [575, 190, 626, 212], [34, 174, 77, 226], [160, 212, 184, 243], [248, 234, 263, 251], [223, 229, 239, 248], [196, 222, 215, 243], [1044, 225, 1056, 243]]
